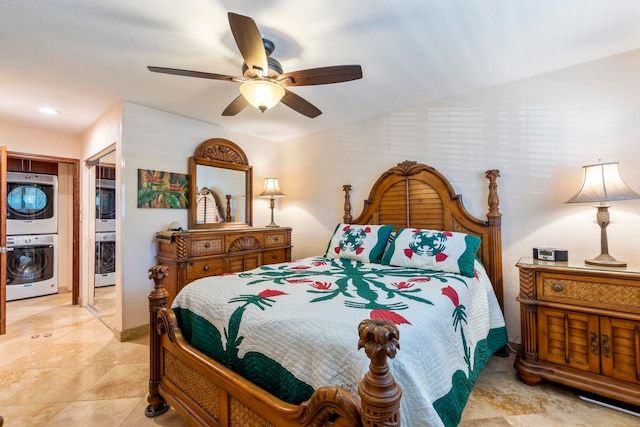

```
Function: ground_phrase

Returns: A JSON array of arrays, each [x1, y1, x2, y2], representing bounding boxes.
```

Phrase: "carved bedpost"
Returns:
[[343, 184, 353, 224], [358, 319, 402, 426], [145, 265, 170, 417], [484, 169, 504, 313], [225, 194, 232, 222]]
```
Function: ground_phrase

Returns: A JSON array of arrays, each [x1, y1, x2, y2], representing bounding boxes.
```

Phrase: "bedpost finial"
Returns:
[[148, 265, 170, 302], [357, 319, 402, 426], [149, 265, 169, 284], [343, 184, 353, 224], [358, 318, 400, 361], [485, 169, 501, 219]]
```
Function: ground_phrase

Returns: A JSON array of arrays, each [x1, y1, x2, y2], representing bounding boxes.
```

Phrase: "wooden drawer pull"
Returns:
[[272, 254, 278, 259], [204, 242, 211, 249], [591, 331, 599, 355], [602, 334, 611, 358], [203, 265, 209, 271], [553, 283, 563, 292]]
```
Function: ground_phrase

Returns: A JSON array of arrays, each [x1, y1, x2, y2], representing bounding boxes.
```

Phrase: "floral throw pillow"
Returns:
[[324, 224, 394, 263], [380, 228, 480, 277]]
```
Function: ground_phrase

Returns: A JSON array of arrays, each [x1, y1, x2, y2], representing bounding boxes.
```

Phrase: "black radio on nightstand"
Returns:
[[533, 247, 568, 262]]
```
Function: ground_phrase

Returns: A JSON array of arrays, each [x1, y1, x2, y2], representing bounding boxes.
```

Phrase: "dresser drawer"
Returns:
[[538, 272, 640, 313], [264, 230, 288, 248], [263, 249, 286, 265], [227, 253, 261, 273], [186, 259, 224, 281], [188, 236, 224, 257]]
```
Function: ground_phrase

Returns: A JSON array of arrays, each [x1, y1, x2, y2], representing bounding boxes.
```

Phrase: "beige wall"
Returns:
[[280, 48, 640, 340]]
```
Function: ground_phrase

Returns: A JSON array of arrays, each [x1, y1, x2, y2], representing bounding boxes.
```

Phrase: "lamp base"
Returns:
[[265, 223, 280, 228], [585, 254, 627, 268]]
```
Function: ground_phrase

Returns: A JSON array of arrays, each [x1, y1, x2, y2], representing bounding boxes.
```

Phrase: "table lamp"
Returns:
[[566, 162, 640, 267], [258, 178, 285, 227]]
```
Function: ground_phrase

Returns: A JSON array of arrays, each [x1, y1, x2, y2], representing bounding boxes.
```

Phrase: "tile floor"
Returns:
[[1, 292, 639, 426]]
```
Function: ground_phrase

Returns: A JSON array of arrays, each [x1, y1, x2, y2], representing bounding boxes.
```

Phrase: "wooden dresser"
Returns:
[[156, 227, 292, 303], [515, 257, 640, 406]]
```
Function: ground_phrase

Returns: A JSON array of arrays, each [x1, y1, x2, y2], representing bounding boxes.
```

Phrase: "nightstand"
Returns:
[[515, 257, 640, 406]]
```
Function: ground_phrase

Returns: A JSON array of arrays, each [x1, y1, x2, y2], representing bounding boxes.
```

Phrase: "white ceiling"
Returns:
[[2, 0, 640, 142]]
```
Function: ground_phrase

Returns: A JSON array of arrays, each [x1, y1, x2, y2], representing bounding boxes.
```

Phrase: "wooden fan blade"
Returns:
[[280, 90, 322, 118], [277, 65, 363, 86], [228, 12, 268, 76], [222, 95, 249, 116], [148, 66, 241, 82]]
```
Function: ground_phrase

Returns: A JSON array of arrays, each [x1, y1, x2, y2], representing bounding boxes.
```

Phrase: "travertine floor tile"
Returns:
[[2, 292, 639, 426]]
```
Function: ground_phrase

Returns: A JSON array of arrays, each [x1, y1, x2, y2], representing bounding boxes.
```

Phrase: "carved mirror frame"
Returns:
[[188, 138, 253, 229]]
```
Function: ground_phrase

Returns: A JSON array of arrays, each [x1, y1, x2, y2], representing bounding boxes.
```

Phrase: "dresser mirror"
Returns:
[[188, 138, 252, 229]]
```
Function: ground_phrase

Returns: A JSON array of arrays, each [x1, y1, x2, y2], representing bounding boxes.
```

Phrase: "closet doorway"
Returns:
[[4, 152, 80, 312]]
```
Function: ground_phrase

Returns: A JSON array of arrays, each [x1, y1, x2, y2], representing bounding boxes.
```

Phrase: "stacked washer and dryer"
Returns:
[[6, 172, 58, 301], [95, 177, 116, 288]]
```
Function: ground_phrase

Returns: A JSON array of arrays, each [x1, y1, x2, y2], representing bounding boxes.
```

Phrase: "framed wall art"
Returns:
[[137, 168, 188, 209]]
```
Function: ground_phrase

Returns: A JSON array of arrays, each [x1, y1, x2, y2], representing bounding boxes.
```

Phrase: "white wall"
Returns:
[[119, 102, 280, 331], [280, 48, 640, 341], [80, 102, 122, 329]]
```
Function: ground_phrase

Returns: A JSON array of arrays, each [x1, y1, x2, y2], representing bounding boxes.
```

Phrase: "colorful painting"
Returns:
[[137, 169, 188, 209]]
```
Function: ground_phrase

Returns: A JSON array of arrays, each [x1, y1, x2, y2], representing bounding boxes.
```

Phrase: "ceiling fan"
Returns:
[[148, 12, 363, 118]]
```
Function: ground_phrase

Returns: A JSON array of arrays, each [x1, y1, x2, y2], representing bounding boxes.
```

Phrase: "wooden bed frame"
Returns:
[[146, 160, 503, 426]]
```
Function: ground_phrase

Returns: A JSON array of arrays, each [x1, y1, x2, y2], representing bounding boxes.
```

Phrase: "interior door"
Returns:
[[1, 145, 7, 335]]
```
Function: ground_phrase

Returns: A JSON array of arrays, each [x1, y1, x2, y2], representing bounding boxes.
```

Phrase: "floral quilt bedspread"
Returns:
[[172, 256, 507, 427]]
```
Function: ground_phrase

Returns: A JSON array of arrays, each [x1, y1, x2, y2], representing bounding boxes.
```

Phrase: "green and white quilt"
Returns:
[[172, 256, 507, 427]]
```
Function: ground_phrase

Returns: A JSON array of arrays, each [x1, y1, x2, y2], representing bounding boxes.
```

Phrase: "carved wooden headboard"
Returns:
[[343, 160, 503, 312]]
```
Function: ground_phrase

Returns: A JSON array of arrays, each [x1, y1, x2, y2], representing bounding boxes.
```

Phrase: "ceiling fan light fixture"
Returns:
[[239, 80, 285, 112]]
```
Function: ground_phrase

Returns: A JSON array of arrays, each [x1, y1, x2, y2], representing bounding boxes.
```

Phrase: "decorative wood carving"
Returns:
[[228, 236, 262, 253], [358, 319, 402, 427], [342, 184, 352, 224], [194, 138, 249, 165], [519, 267, 535, 300], [146, 265, 170, 418], [485, 169, 501, 221]]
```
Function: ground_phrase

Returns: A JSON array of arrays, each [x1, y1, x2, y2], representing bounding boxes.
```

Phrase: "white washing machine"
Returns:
[[95, 178, 116, 233], [6, 172, 58, 235], [6, 234, 58, 301], [95, 232, 116, 288]]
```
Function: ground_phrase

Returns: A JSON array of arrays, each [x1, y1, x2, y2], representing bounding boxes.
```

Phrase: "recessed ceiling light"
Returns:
[[38, 107, 59, 115]]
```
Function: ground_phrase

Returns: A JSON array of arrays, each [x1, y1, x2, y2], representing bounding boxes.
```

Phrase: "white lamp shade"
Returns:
[[567, 162, 640, 203], [258, 178, 285, 198], [239, 80, 285, 112]]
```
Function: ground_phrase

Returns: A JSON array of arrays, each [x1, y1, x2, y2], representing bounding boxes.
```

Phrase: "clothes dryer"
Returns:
[[95, 178, 115, 232], [7, 172, 58, 235]]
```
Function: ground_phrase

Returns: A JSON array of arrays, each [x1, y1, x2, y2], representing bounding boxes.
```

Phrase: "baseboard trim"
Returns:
[[115, 323, 148, 342]]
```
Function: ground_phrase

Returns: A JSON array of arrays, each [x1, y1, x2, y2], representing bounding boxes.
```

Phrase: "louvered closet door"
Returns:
[[538, 307, 600, 373], [600, 317, 640, 384]]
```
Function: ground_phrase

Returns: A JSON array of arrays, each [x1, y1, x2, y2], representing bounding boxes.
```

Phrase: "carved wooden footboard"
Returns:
[[146, 265, 402, 427]]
